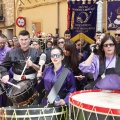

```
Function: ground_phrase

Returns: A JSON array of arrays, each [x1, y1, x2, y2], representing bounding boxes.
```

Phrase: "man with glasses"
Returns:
[[115, 28, 120, 44], [0, 34, 11, 64], [115, 27, 120, 55]]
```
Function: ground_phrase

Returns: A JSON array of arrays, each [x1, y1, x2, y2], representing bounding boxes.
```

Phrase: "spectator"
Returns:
[[79, 35, 120, 90], [64, 30, 71, 42]]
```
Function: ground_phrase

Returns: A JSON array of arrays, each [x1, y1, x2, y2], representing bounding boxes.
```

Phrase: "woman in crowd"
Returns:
[[57, 37, 65, 51], [63, 41, 86, 90], [36, 47, 76, 106], [75, 39, 89, 62], [79, 35, 120, 90]]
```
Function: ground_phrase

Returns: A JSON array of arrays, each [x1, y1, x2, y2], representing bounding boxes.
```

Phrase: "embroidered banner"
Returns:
[[107, 1, 120, 30], [67, 0, 98, 42]]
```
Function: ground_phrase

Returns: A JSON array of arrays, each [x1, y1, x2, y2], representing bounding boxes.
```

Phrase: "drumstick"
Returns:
[[20, 56, 31, 79], [7, 82, 21, 89]]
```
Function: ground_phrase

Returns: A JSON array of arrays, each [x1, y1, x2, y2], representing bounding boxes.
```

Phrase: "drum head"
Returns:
[[7, 80, 32, 96], [69, 90, 120, 116]]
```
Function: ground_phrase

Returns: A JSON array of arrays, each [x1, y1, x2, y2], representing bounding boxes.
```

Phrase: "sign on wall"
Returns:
[[16, 17, 26, 27]]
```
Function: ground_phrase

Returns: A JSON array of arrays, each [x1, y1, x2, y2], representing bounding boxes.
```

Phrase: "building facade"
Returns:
[[0, 0, 116, 39]]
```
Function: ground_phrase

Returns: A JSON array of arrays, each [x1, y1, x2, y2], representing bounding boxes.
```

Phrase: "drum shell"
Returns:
[[7, 86, 35, 103], [0, 105, 68, 120], [6, 80, 36, 105], [69, 90, 120, 120], [69, 104, 120, 120]]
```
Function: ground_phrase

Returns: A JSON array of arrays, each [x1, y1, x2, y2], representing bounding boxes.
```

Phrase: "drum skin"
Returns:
[[6, 80, 37, 105], [0, 105, 68, 120], [69, 90, 120, 120]]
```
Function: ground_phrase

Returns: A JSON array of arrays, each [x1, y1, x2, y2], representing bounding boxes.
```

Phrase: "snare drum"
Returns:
[[6, 80, 38, 106], [0, 105, 68, 120], [69, 90, 120, 120]]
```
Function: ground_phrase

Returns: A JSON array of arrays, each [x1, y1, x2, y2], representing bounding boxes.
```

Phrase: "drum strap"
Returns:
[[47, 67, 69, 104]]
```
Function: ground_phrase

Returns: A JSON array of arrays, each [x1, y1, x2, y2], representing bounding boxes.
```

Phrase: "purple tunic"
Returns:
[[79, 55, 120, 90], [36, 65, 76, 105], [0, 46, 11, 64], [0, 46, 11, 107]]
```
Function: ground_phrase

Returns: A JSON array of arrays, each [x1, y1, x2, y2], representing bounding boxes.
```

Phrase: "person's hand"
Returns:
[[55, 99, 66, 106], [78, 53, 83, 60], [1, 75, 9, 83], [90, 44, 96, 52], [37, 71, 42, 78], [75, 75, 85, 81], [26, 58, 33, 67]]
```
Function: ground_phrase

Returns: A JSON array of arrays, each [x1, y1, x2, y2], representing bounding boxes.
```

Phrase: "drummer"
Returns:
[[36, 47, 76, 106], [0, 30, 40, 106], [79, 35, 120, 90]]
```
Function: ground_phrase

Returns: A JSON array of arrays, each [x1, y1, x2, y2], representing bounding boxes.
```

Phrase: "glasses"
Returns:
[[97, 35, 101, 37], [51, 54, 61, 58], [0, 42, 6, 45], [115, 34, 120, 37], [77, 44, 80, 46], [103, 43, 115, 47], [58, 41, 64, 44]]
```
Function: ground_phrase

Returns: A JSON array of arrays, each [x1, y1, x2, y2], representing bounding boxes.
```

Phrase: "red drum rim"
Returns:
[[69, 90, 120, 116]]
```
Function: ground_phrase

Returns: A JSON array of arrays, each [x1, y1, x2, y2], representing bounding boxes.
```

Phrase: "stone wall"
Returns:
[[3, 0, 14, 26]]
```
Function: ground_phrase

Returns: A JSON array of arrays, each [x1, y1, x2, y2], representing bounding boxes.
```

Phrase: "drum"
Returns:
[[0, 105, 68, 120], [6, 80, 38, 106], [69, 90, 120, 120]]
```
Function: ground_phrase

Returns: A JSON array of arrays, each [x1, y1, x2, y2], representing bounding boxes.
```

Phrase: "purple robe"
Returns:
[[79, 55, 120, 90], [0, 46, 11, 107], [36, 65, 76, 105], [0, 46, 11, 64]]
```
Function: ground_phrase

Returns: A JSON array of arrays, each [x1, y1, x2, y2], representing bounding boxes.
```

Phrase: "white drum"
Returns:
[[69, 90, 120, 120]]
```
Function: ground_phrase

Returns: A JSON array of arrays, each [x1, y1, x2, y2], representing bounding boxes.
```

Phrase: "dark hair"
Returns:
[[58, 37, 65, 43], [75, 39, 80, 44], [0, 34, 7, 39], [99, 35, 118, 63], [46, 40, 53, 45], [19, 30, 30, 38], [64, 30, 71, 35], [64, 41, 79, 73], [32, 40, 40, 45], [47, 33, 53, 37], [53, 37, 58, 47], [51, 46, 64, 56]]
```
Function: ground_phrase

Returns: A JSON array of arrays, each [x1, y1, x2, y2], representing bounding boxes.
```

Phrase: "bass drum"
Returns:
[[0, 105, 68, 120], [69, 90, 120, 120], [6, 79, 38, 106]]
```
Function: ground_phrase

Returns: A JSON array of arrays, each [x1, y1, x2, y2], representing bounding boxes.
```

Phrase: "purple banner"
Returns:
[[107, 1, 120, 30], [69, 2, 97, 40]]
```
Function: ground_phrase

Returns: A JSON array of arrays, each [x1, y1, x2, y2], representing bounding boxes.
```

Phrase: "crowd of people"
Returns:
[[0, 28, 120, 108]]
